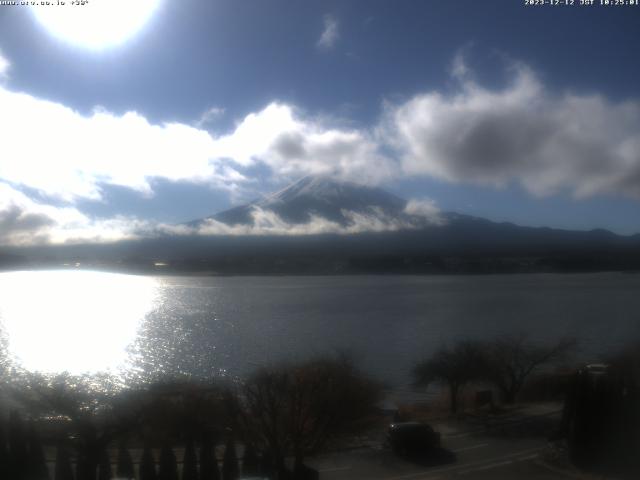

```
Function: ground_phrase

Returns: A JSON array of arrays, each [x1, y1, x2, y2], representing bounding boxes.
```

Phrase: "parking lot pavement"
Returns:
[[309, 435, 555, 480], [435, 403, 563, 439], [308, 404, 570, 479]]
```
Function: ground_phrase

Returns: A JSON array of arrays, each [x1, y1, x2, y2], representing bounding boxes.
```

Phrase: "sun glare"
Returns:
[[30, 0, 162, 50], [0, 271, 158, 374]]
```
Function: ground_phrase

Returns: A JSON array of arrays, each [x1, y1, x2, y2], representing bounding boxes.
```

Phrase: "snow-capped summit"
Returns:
[[206, 175, 419, 227], [263, 175, 404, 208]]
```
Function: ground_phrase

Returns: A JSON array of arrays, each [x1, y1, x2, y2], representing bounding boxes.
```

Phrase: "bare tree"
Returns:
[[130, 377, 225, 443], [483, 335, 576, 404], [237, 356, 381, 476], [413, 341, 486, 414]]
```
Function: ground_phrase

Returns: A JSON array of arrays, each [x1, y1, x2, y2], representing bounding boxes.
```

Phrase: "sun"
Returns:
[[30, 0, 162, 50]]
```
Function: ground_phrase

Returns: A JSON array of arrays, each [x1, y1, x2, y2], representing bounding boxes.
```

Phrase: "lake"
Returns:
[[1, 270, 639, 386]]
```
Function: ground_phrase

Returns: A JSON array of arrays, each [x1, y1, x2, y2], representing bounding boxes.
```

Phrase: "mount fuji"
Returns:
[[6, 176, 640, 274], [192, 175, 442, 231]]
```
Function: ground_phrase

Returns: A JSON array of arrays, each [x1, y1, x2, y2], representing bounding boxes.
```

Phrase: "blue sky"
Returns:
[[1, 0, 640, 244]]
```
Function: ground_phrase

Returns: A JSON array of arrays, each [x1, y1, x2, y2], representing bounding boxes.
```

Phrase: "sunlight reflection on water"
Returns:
[[1, 271, 640, 384], [0, 270, 158, 374]]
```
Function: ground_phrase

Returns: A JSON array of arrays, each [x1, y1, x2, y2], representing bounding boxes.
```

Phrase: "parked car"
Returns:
[[387, 422, 441, 457]]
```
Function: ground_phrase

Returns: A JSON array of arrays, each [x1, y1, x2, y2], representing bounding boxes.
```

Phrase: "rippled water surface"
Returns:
[[1, 271, 639, 385]]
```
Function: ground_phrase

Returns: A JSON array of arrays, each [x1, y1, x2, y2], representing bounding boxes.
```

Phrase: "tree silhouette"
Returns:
[[125, 379, 224, 446], [0, 421, 9, 480], [414, 341, 486, 414], [15, 373, 137, 480], [221, 438, 238, 480], [8, 411, 29, 480], [75, 451, 93, 480], [238, 356, 381, 473], [259, 450, 276, 479], [139, 445, 157, 480], [484, 335, 576, 404], [241, 443, 260, 478], [158, 444, 178, 480], [27, 423, 49, 480], [199, 433, 220, 480], [182, 437, 198, 480], [116, 444, 135, 480], [97, 447, 112, 480], [53, 446, 74, 480]]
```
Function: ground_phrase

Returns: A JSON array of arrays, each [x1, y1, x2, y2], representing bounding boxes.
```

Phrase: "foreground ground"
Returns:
[[308, 402, 589, 480], [40, 402, 592, 479]]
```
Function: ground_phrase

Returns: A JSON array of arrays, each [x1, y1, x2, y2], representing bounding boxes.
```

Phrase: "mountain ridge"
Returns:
[[191, 175, 635, 240], [4, 176, 640, 275]]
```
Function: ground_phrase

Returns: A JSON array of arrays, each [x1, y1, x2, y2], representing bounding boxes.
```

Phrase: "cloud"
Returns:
[[0, 183, 144, 245], [0, 86, 246, 202], [385, 57, 640, 199], [0, 82, 389, 205], [0, 50, 9, 82], [12, 46, 639, 208], [404, 198, 444, 225], [450, 47, 473, 82], [191, 205, 438, 237], [212, 103, 396, 185], [317, 15, 339, 50], [195, 106, 226, 129]]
